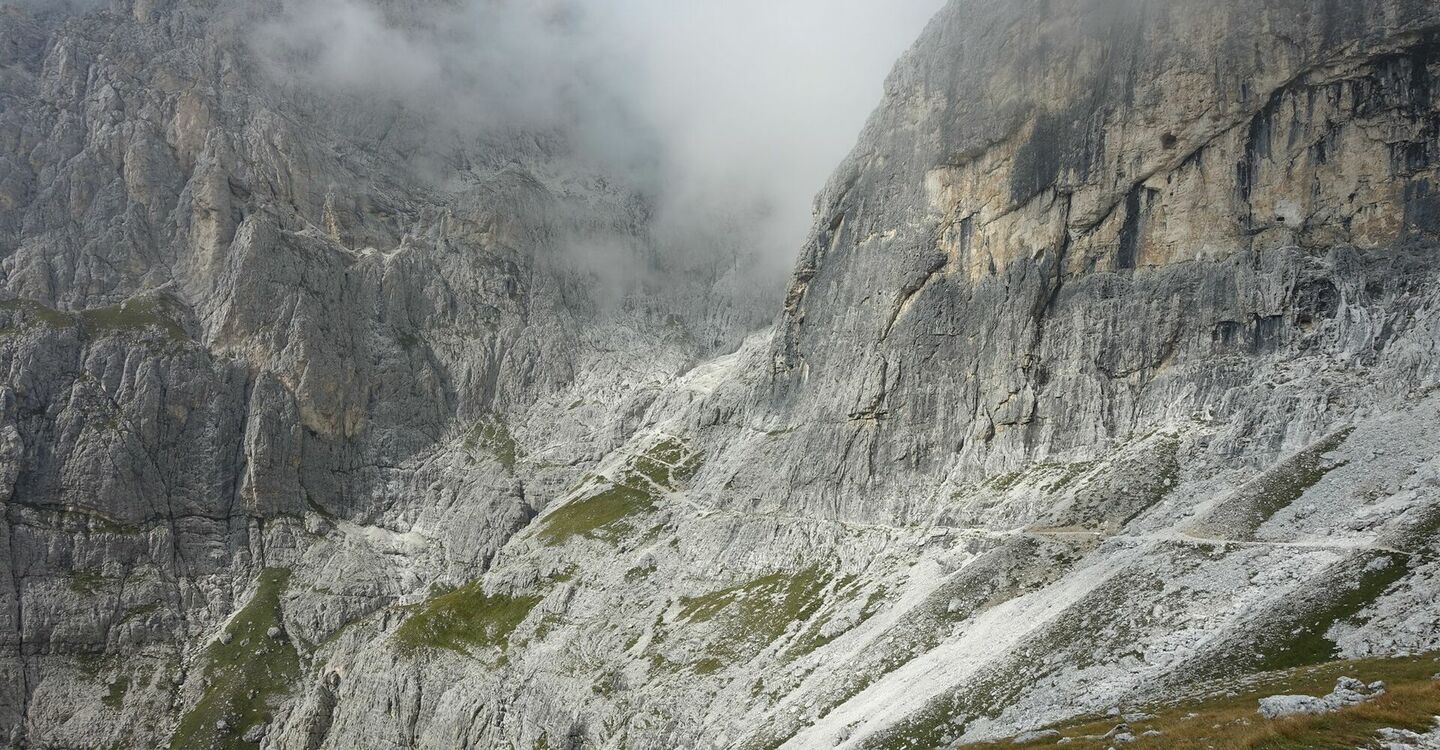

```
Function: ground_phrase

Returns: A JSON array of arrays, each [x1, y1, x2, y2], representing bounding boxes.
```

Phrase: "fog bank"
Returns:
[[256, 0, 942, 281]]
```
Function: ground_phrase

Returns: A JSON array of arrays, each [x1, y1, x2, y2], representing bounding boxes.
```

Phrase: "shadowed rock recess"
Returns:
[[2, 0, 1440, 748]]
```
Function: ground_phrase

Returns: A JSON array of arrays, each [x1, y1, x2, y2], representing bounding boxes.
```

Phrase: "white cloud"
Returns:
[[255, 0, 945, 281], [594, 0, 944, 276]]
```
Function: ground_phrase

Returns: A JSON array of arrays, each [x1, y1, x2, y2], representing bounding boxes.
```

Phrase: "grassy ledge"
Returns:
[[538, 438, 703, 546], [0, 297, 189, 343], [1197, 429, 1353, 539], [464, 416, 520, 470], [0, 299, 75, 329], [169, 568, 300, 750], [102, 676, 130, 709], [79, 298, 190, 342], [1254, 553, 1413, 672], [392, 581, 540, 655], [788, 584, 888, 660], [538, 482, 656, 546], [676, 566, 833, 670], [68, 569, 107, 595], [1244, 429, 1354, 533]]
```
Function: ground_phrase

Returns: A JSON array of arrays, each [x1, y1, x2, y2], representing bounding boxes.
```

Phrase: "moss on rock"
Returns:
[[169, 568, 300, 750]]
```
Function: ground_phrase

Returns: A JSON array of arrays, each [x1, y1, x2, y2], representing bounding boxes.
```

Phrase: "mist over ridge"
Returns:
[[252, 0, 946, 289]]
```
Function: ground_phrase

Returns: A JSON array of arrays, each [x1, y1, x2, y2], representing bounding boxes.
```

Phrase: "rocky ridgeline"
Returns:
[[2, 1, 1440, 749]]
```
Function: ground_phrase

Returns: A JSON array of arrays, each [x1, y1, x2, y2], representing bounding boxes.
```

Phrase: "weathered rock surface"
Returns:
[[1257, 676, 1386, 718], [1377, 721, 1440, 750], [2, 0, 1440, 749]]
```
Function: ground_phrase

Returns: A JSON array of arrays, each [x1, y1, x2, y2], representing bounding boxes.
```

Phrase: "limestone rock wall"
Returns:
[[739, 0, 1440, 523], [3, 1, 1440, 749]]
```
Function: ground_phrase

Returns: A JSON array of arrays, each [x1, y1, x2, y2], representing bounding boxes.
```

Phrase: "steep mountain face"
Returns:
[[0, 1, 768, 747], [2, 1, 1440, 750], [753, 0, 1440, 518]]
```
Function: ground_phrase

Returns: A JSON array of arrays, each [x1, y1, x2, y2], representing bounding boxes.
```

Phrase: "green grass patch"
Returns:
[[392, 581, 540, 655], [102, 676, 130, 709], [964, 652, 1440, 750], [537, 438, 703, 546], [0, 298, 76, 328], [1255, 554, 1412, 672], [1392, 500, 1440, 552], [463, 416, 519, 470], [1197, 429, 1353, 539], [1052, 436, 1180, 531], [1143, 436, 1182, 510], [68, 569, 107, 596], [1047, 461, 1098, 492], [988, 471, 1025, 492], [547, 566, 579, 584], [532, 612, 565, 641], [591, 671, 625, 697], [74, 651, 114, 679], [0, 297, 188, 343], [624, 560, 657, 583], [860, 571, 1165, 750], [693, 657, 725, 675], [79, 298, 189, 342], [678, 567, 833, 667], [631, 437, 704, 489], [538, 483, 656, 545], [788, 582, 888, 659], [868, 704, 965, 750], [1244, 430, 1353, 534], [737, 543, 1089, 750], [169, 568, 300, 750]]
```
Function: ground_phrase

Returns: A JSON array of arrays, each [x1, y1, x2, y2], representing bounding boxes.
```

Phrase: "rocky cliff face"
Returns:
[[2, 1, 1440, 749]]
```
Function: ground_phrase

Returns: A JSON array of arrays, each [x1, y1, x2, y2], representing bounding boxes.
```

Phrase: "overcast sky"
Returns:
[[594, 0, 946, 270]]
